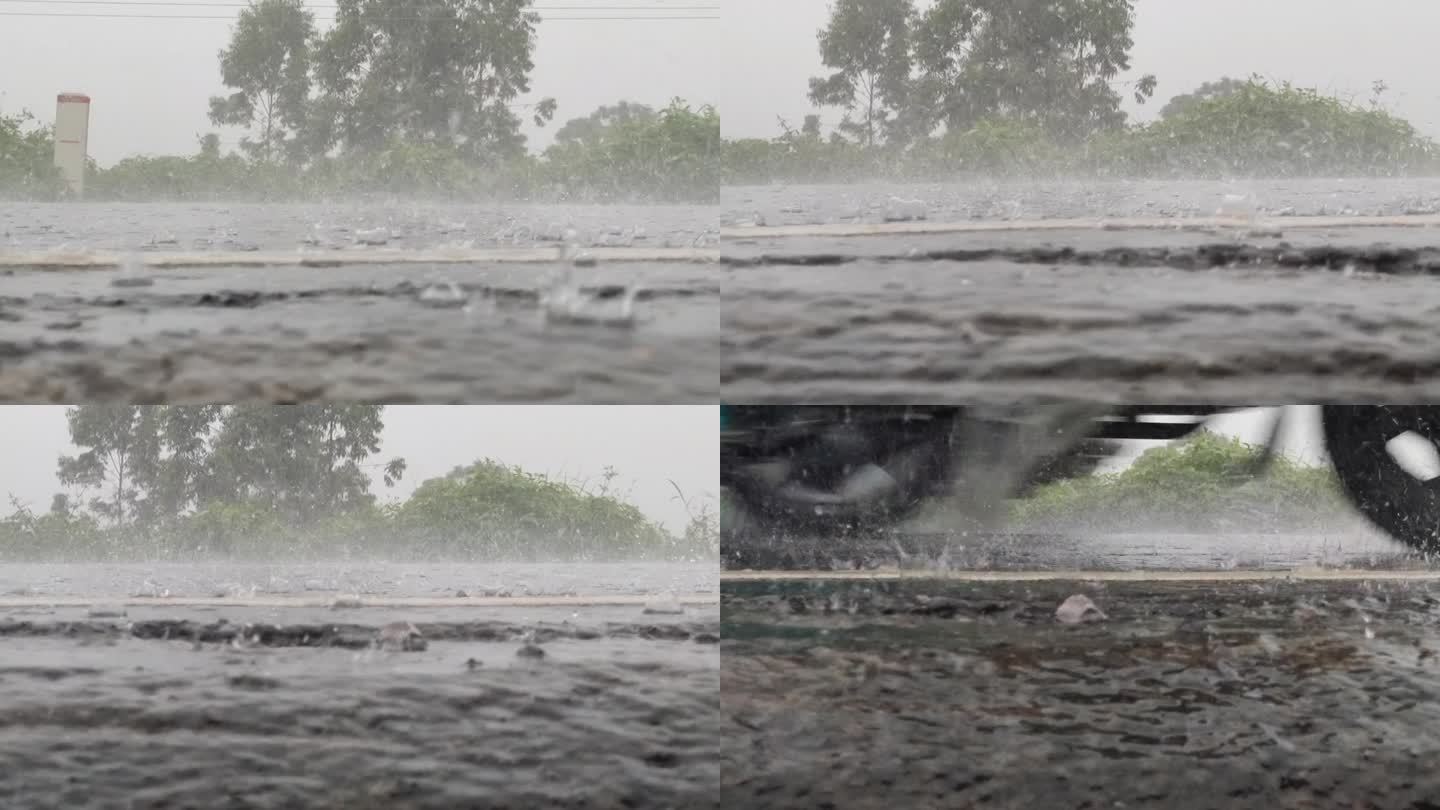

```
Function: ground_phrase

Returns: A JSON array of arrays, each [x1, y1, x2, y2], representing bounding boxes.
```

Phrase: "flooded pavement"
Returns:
[[0, 202, 719, 403], [721, 179, 1440, 404], [719, 529, 1415, 573], [0, 560, 718, 600], [0, 561, 719, 810], [723, 178, 1440, 226], [718, 179, 1440, 806], [720, 573, 1440, 810]]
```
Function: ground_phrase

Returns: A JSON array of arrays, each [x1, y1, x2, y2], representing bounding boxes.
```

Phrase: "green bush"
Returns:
[[1099, 79, 1439, 177], [0, 460, 706, 562], [0, 112, 67, 200], [539, 99, 719, 202], [12, 100, 718, 204], [392, 459, 680, 560], [724, 79, 1440, 183], [1010, 431, 1351, 532], [908, 116, 1068, 178]]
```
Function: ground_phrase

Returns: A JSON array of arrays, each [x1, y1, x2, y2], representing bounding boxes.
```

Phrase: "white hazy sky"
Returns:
[[0, 405, 718, 534], [720, 0, 1440, 141], [0, 1, 718, 165]]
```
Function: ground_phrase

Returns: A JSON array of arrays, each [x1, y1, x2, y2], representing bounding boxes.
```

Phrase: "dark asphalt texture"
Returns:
[[721, 576, 1440, 810]]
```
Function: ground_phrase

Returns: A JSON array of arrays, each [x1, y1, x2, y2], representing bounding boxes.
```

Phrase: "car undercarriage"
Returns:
[[721, 404, 1440, 556]]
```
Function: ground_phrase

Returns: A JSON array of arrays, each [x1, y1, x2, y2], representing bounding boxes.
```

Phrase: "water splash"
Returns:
[[882, 196, 929, 222], [418, 280, 468, 309], [110, 253, 155, 288]]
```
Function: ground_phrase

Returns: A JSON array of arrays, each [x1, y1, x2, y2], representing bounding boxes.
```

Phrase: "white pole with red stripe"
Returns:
[[53, 92, 90, 199]]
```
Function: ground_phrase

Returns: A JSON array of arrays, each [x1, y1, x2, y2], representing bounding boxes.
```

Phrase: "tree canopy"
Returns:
[[807, 0, 1156, 146], [207, 0, 316, 163], [56, 405, 403, 530], [0, 406, 710, 562], [1158, 76, 1249, 120]]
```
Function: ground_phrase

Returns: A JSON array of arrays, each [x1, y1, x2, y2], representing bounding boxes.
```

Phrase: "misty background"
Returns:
[[720, 0, 1440, 141], [0, 1, 718, 164], [0, 405, 716, 535]]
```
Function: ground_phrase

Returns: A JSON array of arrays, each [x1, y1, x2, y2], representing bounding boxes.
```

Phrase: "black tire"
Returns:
[[1321, 404, 1440, 553], [724, 413, 964, 538]]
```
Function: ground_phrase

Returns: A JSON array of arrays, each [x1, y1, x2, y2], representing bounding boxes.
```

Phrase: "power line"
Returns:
[[0, 0, 715, 6], [0, 9, 715, 16]]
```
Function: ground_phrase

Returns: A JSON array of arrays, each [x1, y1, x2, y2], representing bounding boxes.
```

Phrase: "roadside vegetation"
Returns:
[[0, 111, 66, 199], [1009, 431, 1353, 533], [722, 0, 1438, 184], [0, 406, 715, 562], [0, 0, 717, 202]]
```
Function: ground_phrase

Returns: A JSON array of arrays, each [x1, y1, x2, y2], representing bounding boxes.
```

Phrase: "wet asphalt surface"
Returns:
[[721, 179, 1440, 404], [0, 202, 719, 403], [720, 573, 1440, 810], [0, 562, 719, 810], [719, 525, 1416, 574], [720, 458, 1440, 810]]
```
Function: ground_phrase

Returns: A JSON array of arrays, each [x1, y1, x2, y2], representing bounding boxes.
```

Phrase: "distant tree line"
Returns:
[[0, 405, 714, 562], [723, 0, 1439, 182], [0, 0, 717, 202]]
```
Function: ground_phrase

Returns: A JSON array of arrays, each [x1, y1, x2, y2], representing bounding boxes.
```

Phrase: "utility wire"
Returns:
[[0, 9, 715, 16], [0, 0, 715, 6]]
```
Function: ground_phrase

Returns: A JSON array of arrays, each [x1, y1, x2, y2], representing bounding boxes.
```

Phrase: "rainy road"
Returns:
[[717, 180, 1440, 805], [0, 202, 719, 403], [721, 179, 1440, 404], [0, 561, 720, 810], [719, 528, 1416, 573], [720, 569, 1440, 810], [717, 517, 1440, 810]]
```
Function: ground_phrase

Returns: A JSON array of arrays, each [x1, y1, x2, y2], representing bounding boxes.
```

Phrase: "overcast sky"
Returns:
[[0, 405, 717, 534], [720, 0, 1440, 142], [0, 1, 718, 165]]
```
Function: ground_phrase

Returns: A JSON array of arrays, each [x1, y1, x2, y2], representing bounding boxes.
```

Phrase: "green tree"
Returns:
[[134, 405, 225, 525], [198, 133, 222, 160], [205, 406, 403, 524], [553, 101, 657, 147], [56, 407, 159, 527], [208, 0, 316, 164], [912, 0, 1155, 141], [1159, 76, 1249, 120], [0, 111, 65, 199], [807, 0, 916, 148], [312, 0, 555, 162]]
